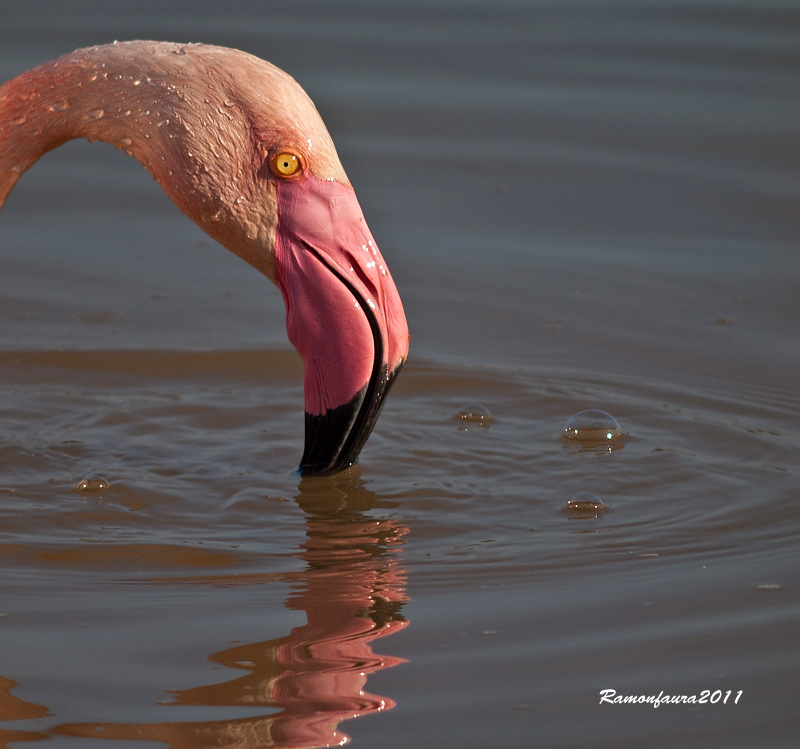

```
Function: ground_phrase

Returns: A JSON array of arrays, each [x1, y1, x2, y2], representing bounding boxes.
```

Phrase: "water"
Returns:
[[1, 2, 799, 747]]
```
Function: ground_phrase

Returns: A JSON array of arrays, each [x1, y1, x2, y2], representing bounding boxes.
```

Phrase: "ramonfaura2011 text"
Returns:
[[599, 689, 743, 708]]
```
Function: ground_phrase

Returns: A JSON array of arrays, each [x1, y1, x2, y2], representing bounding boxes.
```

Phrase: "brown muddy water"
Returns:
[[1, 2, 799, 747]]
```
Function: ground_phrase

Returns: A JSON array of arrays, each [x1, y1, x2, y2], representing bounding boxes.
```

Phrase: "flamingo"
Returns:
[[0, 41, 409, 475]]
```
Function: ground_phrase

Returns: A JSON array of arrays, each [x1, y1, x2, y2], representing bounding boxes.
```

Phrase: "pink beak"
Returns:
[[274, 173, 409, 475]]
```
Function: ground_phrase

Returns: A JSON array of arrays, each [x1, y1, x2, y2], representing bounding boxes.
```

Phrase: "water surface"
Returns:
[[1, 2, 799, 747]]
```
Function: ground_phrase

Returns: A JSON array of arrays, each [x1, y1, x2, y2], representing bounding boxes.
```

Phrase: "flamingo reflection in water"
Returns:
[[52, 475, 410, 748], [0, 676, 49, 745]]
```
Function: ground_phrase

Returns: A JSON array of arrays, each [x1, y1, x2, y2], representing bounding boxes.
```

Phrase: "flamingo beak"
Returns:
[[273, 173, 409, 475]]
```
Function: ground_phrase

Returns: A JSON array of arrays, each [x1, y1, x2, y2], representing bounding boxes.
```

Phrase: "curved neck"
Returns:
[[0, 43, 278, 279]]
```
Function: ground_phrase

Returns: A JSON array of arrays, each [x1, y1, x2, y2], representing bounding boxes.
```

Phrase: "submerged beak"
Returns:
[[273, 173, 409, 475]]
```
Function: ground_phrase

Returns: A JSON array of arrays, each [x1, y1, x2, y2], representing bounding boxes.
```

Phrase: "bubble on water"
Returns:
[[565, 493, 609, 522], [75, 476, 111, 493], [454, 403, 493, 429], [562, 409, 624, 444], [566, 493, 606, 513]]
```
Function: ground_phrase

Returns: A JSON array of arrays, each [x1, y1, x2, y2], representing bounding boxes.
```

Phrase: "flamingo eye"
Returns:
[[270, 151, 302, 178]]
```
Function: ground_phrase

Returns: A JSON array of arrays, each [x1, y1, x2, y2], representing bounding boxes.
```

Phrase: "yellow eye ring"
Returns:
[[269, 150, 303, 178]]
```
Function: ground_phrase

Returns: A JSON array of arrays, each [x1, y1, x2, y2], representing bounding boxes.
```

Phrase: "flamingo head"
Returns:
[[0, 41, 409, 474]]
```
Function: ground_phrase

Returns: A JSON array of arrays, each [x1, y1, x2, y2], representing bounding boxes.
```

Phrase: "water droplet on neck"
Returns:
[[85, 108, 105, 120], [49, 100, 69, 112]]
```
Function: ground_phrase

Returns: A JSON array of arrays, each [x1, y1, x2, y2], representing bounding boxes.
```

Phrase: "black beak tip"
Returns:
[[297, 362, 404, 477], [298, 397, 363, 477], [295, 460, 355, 478]]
